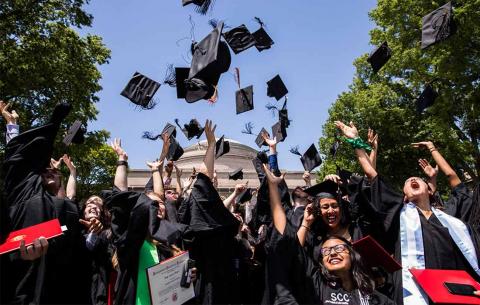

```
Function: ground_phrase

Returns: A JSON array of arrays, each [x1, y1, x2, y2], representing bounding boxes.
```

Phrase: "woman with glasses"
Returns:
[[263, 164, 396, 305]]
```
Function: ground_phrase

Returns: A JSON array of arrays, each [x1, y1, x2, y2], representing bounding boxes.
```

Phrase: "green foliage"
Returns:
[[1, 0, 114, 201], [319, 0, 480, 191]]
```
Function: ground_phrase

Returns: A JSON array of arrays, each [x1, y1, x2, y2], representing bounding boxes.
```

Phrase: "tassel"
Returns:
[[234, 67, 241, 89], [242, 122, 254, 135], [289, 146, 302, 156], [142, 131, 162, 141], [195, 0, 215, 15], [254, 17, 265, 27], [163, 64, 176, 87], [281, 96, 288, 110], [208, 18, 218, 29], [208, 85, 218, 104], [174, 118, 183, 129]]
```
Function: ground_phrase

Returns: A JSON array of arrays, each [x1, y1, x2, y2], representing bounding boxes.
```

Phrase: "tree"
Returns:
[[319, 0, 480, 191], [1, 0, 114, 201]]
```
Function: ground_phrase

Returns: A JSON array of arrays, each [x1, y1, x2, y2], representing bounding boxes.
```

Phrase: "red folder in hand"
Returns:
[[353, 235, 402, 273], [0, 219, 64, 255], [410, 269, 480, 305]]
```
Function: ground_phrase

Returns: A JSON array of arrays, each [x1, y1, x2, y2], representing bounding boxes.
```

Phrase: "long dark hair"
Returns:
[[318, 235, 375, 295], [313, 197, 351, 234]]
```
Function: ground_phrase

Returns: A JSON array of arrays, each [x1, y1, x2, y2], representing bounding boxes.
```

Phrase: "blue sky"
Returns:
[[81, 0, 378, 170]]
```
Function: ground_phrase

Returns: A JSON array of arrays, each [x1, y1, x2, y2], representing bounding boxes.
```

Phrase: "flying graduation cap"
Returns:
[[290, 144, 322, 172], [187, 21, 231, 103], [223, 24, 256, 54], [142, 122, 177, 141], [267, 75, 288, 101], [215, 135, 230, 159], [229, 168, 244, 180], [252, 17, 274, 52], [174, 119, 204, 140], [182, 0, 215, 15], [236, 85, 254, 114], [416, 84, 438, 113], [255, 128, 269, 148], [63, 120, 85, 145], [421, 2, 456, 49], [120, 72, 161, 109], [271, 121, 287, 142], [367, 41, 392, 73]]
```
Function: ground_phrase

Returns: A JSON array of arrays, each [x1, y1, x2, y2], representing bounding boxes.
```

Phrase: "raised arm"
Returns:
[[297, 203, 317, 247], [263, 164, 287, 234], [302, 171, 312, 187], [1, 101, 20, 143], [146, 159, 165, 201], [202, 120, 216, 180], [110, 138, 129, 191], [223, 183, 248, 211], [63, 154, 77, 200], [335, 121, 378, 180], [262, 131, 280, 176], [411, 141, 461, 188], [418, 158, 439, 193], [367, 128, 378, 170], [174, 164, 183, 195]]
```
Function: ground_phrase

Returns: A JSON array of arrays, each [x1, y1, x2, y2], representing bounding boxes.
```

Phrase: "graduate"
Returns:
[[1, 103, 90, 304], [263, 163, 396, 305], [335, 120, 480, 305]]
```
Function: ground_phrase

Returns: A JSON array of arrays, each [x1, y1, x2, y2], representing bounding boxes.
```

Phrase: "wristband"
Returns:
[[341, 137, 372, 152], [151, 169, 160, 173], [117, 160, 128, 167], [301, 224, 311, 231]]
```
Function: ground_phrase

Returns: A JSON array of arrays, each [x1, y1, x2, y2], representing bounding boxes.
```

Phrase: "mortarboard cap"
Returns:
[[304, 179, 338, 197], [271, 121, 287, 142], [353, 236, 402, 273], [215, 135, 230, 159], [162, 123, 177, 138], [267, 75, 288, 101], [166, 136, 184, 161], [421, 2, 456, 50], [236, 85, 254, 114], [300, 144, 322, 172], [367, 41, 392, 73], [223, 24, 256, 54], [416, 84, 438, 113], [410, 269, 480, 304], [120, 72, 160, 109], [336, 167, 352, 186], [252, 27, 274, 52], [184, 78, 217, 103], [182, 0, 214, 15], [174, 67, 190, 99], [229, 168, 244, 180], [174, 119, 204, 140], [255, 128, 269, 148], [236, 188, 253, 204], [63, 120, 85, 145]]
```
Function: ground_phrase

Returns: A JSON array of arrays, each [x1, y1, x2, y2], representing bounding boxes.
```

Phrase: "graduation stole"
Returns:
[[400, 203, 480, 305], [136, 240, 160, 305]]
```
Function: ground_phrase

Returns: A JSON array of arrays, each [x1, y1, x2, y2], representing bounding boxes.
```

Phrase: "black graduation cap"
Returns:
[[290, 144, 322, 172], [174, 67, 190, 99], [182, 0, 214, 15], [236, 85, 254, 114], [215, 135, 230, 159], [174, 119, 204, 140], [336, 167, 353, 186], [255, 128, 269, 148], [229, 168, 244, 180], [304, 179, 339, 197], [120, 72, 160, 109], [367, 41, 392, 73], [188, 21, 231, 103], [421, 2, 456, 49], [252, 18, 274, 52], [267, 75, 288, 101], [416, 84, 438, 113], [236, 188, 253, 204], [271, 121, 287, 142], [166, 136, 184, 161], [222, 24, 256, 54], [63, 120, 85, 145], [163, 123, 177, 138]]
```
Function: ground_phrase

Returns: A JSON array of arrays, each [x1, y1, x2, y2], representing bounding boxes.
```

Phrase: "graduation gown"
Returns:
[[443, 183, 474, 223], [178, 173, 241, 305], [1, 121, 90, 304], [365, 175, 480, 305], [268, 223, 395, 305], [105, 188, 187, 305]]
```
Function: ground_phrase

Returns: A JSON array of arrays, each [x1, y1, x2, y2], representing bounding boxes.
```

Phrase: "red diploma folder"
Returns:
[[0, 219, 64, 255], [410, 269, 480, 305], [353, 235, 402, 273]]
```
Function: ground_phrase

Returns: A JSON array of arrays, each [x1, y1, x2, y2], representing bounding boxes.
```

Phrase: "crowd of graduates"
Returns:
[[1, 101, 479, 305]]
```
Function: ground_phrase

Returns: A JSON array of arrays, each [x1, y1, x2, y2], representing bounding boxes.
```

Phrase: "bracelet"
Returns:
[[429, 148, 437, 152], [301, 224, 311, 231], [341, 137, 373, 152], [151, 169, 160, 173], [117, 160, 128, 167]]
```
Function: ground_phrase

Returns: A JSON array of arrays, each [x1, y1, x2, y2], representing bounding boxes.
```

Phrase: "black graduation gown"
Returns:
[[365, 176, 480, 305], [178, 173, 241, 305], [443, 183, 474, 223], [268, 223, 396, 305]]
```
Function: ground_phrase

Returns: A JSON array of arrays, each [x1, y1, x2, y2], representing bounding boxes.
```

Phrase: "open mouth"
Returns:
[[327, 214, 337, 224], [411, 180, 420, 189], [329, 258, 342, 265]]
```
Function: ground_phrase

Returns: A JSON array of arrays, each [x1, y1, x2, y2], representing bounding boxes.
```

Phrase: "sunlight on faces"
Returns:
[[84, 203, 101, 221], [320, 198, 341, 229], [321, 238, 351, 273], [403, 177, 431, 203]]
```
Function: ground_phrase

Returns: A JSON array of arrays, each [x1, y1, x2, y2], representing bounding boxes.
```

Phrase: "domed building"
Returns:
[[127, 139, 314, 196]]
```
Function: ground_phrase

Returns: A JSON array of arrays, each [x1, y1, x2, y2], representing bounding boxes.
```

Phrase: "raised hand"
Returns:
[[368, 128, 379, 150], [62, 154, 76, 173], [411, 141, 436, 151], [261, 131, 277, 147], [418, 158, 438, 179], [50, 157, 63, 170], [110, 138, 128, 160], [262, 164, 286, 185], [1, 102, 19, 124], [234, 182, 248, 195], [174, 164, 183, 178], [20, 237, 48, 261], [334, 121, 359, 139], [324, 174, 342, 184], [79, 218, 103, 234], [303, 203, 317, 226], [204, 119, 217, 146], [146, 159, 164, 172]]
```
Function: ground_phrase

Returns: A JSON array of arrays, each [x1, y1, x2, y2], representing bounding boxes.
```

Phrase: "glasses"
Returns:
[[320, 244, 348, 256]]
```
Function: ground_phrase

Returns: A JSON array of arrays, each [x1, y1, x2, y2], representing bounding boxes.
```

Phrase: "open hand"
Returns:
[[146, 159, 164, 172], [20, 237, 48, 260], [418, 159, 438, 179], [324, 174, 342, 184], [334, 121, 359, 139], [110, 138, 128, 160], [50, 157, 63, 170], [1, 102, 19, 124], [367, 128, 379, 150], [204, 119, 217, 146], [62, 154, 76, 173], [261, 131, 277, 148], [262, 164, 286, 185], [79, 218, 103, 234], [411, 141, 435, 151]]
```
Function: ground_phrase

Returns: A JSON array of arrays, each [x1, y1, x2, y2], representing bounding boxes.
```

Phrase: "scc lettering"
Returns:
[[330, 292, 350, 303]]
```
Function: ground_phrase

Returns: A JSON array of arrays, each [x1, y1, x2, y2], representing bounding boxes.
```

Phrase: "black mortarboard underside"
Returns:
[[63, 120, 85, 145], [416, 84, 438, 113], [290, 144, 322, 172], [252, 18, 274, 52], [223, 24, 256, 54], [215, 135, 230, 159], [421, 2, 456, 49], [175, 119, 204, 140], [236, 85, 254, 114], [167, 136, 184, 161], [120, 72, 160, 109], [271, 121, 287, 142], [267, 75, 288, 101], [255, 128, 269, 148]]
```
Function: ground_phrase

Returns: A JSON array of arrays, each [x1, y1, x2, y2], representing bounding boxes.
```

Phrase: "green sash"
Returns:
[[136, 240, 160, 305]]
